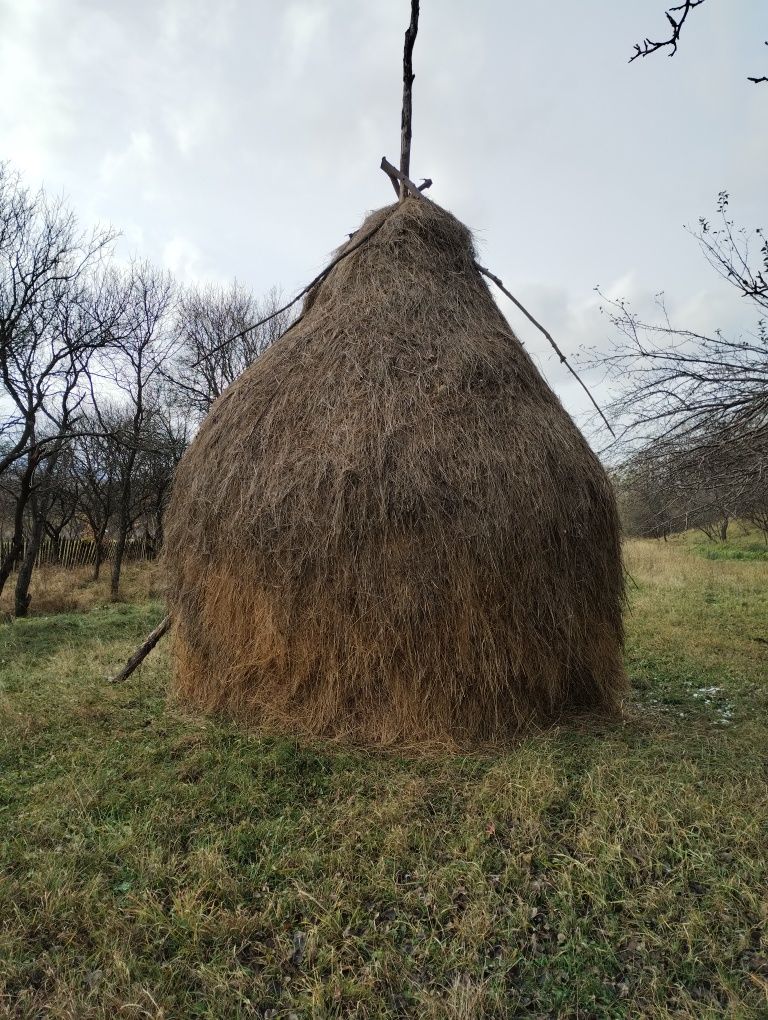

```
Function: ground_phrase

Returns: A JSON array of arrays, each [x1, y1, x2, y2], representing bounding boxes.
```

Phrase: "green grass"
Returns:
[[698, 545, 768, 562], [1, 543, 767, 1018], [667, 522, 768, 562]]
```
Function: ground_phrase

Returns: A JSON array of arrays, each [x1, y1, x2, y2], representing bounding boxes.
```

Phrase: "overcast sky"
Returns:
[[1, 0, 765, 442]]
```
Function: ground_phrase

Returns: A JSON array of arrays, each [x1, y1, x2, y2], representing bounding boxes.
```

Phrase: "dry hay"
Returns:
[[163, 196, 626, 745]]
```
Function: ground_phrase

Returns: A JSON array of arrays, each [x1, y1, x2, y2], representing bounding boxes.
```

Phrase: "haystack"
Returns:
[[163, 196, 626, 744]]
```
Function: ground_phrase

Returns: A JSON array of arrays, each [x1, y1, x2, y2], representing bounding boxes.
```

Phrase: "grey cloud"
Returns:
[[0, 0, 764, 449]]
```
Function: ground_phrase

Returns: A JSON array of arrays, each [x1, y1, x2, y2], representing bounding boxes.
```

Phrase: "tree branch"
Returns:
[[630, 0, 706, 63]]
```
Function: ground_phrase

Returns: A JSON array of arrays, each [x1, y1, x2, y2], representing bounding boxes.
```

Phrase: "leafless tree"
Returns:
[[0, 292, 120, 604], [93, 262, 176, 599], [0, 164, 291, 605], [599, 197, 767, 459], [167, 282, 290, 419], [71, 406, 123, 579], [599, 196, 767, 540], [39, 446, 80, 563], [742, 472, 768, 540], [0, 166, 119, 605], [12, 373, 83, 615], [0, 164, 117, 480], [617, 438, 751, 542], [137, 403, 189, 553]]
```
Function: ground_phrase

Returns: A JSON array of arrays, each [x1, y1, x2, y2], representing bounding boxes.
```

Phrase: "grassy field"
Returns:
[[1, 534, 767, 1019]]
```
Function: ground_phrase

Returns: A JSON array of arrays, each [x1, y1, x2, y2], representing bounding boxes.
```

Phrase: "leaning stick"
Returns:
[[108, 614, 171, 684], [476, 263, 616, 438]]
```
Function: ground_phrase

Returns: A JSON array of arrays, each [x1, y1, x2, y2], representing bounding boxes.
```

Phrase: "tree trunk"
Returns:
[[93, 540, 103, 581], [0, 463, 34, 597], [0, 533, 22, 597], [111, 443, 137, 600], [154, 506, 165, 554], [719, 516, 729, 542], [111, 511, 130, 600], [14, 514, 45, 617]]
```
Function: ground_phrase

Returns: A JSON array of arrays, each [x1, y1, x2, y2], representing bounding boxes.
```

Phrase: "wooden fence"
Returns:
[[0, 538, 155, 571]]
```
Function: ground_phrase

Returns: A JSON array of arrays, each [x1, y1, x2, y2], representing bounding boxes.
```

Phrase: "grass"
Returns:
[[0, 561, 163, 619], [1, 540, 767, 1018], [660, 521, 768, 562]]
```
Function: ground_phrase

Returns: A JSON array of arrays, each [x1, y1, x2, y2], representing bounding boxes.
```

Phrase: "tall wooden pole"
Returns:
[[399, 0, 420, 200]]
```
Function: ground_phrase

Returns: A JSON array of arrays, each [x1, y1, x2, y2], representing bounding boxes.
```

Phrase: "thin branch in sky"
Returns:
[[629, 0, 706, 63]]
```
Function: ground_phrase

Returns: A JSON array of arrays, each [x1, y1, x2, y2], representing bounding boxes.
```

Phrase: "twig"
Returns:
[[108, 615, 171, 683], [400, 0, 420, 200], [476, 263, 616, 438], [629, 0, 706, 63]]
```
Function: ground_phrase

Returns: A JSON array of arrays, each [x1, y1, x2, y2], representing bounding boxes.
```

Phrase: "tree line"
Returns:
[[4, 160, 766, 622], [0, 163, 290, 616], [601, 193, 768, 542]]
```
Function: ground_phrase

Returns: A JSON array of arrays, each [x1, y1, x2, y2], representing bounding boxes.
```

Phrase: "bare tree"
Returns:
[[39, 447, 80, 564], [94, 262, 175, 599], [0, 164, 117, 481], [599, 197, 767, 459], [0, 166, 119, 602], [168, 282, 289, 419], [131, 401, 189, 554], [71, 406, 123, 579], [616, 437, 750, 542], [742, 471, 768, 540], [616, 451, 680, 540], [0, 294, 119, 603], [598, 196, 767, 540], [12, 338, 92, 616]]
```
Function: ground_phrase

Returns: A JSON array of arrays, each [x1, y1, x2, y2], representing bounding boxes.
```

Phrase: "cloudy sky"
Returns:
[[1, 0, 765, 442]]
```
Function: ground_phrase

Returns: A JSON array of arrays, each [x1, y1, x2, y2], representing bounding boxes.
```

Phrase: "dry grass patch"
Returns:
[[0, 560, 163, 618]]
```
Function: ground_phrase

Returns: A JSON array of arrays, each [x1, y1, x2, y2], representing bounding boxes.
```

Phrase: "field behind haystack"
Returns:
[[1, 533, 767, 1019]]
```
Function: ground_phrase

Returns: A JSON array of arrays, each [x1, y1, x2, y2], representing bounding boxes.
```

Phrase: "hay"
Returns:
[[163, 197, 626, 745]]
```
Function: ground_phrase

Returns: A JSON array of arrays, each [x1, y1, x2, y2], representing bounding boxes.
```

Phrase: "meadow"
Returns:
[[0, 533, 766, 1018]]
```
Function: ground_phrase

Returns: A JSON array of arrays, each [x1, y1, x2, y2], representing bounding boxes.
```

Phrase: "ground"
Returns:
[[1, 534, 767, 1019]]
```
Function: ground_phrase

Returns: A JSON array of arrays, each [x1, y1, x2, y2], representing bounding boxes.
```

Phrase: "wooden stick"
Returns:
[[475, 263, 616, 438], [380, 157, 430, 199], [108, 615, 171, 684], [382, 158, 401, 197], [399, 0, 420, 200]]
